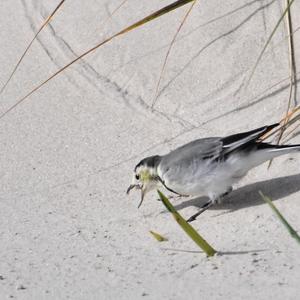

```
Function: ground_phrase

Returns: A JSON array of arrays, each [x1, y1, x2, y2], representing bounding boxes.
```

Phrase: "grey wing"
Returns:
[[158, 138, 223, 183], [157, 123, 279, 188]]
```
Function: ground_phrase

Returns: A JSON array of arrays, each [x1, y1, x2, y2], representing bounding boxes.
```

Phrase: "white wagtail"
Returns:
[[127, 123, 300, 222]]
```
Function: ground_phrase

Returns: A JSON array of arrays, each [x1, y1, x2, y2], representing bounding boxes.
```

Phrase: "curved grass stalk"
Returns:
[[0, 0, 195, 121], [151, 0, 197, 109], [259, 191, 300, 245], [99, 0, 129, 29], [282, 0, 297, 119], [267, 0, 297, 168], [0, 0, 66, 96], [246, 0, 295, 87], [276, 0, 297, 138], [261, 106, 300, 143], [282, 121, 300, 143]]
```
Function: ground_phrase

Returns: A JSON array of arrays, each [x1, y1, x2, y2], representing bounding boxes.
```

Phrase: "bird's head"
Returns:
[[127, 155, 161, 208]]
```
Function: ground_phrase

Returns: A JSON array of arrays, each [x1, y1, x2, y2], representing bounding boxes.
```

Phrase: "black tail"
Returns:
[[257, 142, 300, 152], [222, 123, 280, 155], [222, 123, 279, 147]]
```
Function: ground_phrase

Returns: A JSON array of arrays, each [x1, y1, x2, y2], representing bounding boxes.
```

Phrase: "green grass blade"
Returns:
[[246, 0, 295, 86], [149, 230, 168, 242], [259, 191, 300, 244], [116, 0, 195, 36], [158, 190, 216, 256]]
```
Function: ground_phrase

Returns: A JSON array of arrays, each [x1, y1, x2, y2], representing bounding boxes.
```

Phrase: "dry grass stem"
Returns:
[[151, 0, 197, 109], [246, 0, 295, 87], [0, 0, 194, 121], [267, 0, 297, 168], [0, 0, 66, 96]]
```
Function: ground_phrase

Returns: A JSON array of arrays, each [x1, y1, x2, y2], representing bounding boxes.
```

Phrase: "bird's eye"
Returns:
[[135, 174, 140, 180]]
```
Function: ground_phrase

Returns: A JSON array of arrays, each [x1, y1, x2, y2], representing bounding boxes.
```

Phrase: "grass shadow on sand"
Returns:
[[160, 247, 266, 256]]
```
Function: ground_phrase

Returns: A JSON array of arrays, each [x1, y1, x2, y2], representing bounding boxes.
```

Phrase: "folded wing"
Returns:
[[158, 123, 279, 188]]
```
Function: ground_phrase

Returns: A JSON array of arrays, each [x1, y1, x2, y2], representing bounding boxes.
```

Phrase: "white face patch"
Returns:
[[132, 166, 160, 194], [135, 166, 157, 183]]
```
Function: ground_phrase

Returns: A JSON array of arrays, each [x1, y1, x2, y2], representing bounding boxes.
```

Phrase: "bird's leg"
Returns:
[[187, 187, 233, 222], [216, 186, 233, 204], [186, 200, 214, 222], [222, 186, 233, 197]]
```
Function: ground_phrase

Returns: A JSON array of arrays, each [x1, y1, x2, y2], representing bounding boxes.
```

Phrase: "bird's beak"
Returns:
[[126, 184, 135, 195], [127, 183, 145, 208], [126, 184, 141, 195], [126, 184, 147, 208], [137, 188, 146, 209]]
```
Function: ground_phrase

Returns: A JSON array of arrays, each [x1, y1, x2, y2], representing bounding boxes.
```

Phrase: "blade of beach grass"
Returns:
[[157, 190, 216, 256], [268, 0, 297, 169], [245, 0, 295, 87], [282, 111, 300, 139], [0, 0, 195, 121], [282, 0, 297, 117], [282, 120, 300, 143], [246, 69, 300, 125], [260, 105, 300, 142], [0, 0, 66, 96], [259, 191, 300, 245], [279, 3, 298, 121], [149, 230, 168, 242], [262, 108, 300, 149], [240, 27, 300, 143], [151, 0, 198, 109]]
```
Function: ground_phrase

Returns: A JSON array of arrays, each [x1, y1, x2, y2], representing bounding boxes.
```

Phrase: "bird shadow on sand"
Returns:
[[171, 173, 300, 214]]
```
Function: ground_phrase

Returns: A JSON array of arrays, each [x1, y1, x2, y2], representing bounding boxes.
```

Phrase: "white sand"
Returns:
[[1, 0, 300, 299]]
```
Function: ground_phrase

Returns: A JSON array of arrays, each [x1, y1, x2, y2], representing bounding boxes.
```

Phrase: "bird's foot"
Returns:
[[186, 200, 214, 222]]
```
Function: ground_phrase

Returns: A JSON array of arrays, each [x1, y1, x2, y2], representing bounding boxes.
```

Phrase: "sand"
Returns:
[[1, 0, 300, 299]]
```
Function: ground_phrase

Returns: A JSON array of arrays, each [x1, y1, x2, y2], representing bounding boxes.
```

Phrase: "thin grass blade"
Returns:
[[246, 0, 295, 87], [0, 0, 195, 120], [261, 105, 300, 141], [282, 121, 300, 143], [0, 0, 66, 96], [158, 190, 216, 256], [99, 0, 129, 29], [259, 191, 300, 245], [268, 0, 297, 168], [151, 0, 197, 108]]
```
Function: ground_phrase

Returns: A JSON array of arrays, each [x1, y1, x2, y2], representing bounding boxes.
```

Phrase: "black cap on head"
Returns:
[[134, 155, 161, 172]]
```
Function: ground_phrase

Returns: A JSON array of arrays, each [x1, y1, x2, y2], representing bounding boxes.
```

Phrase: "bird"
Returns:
[[127, 123, 300, 222]]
